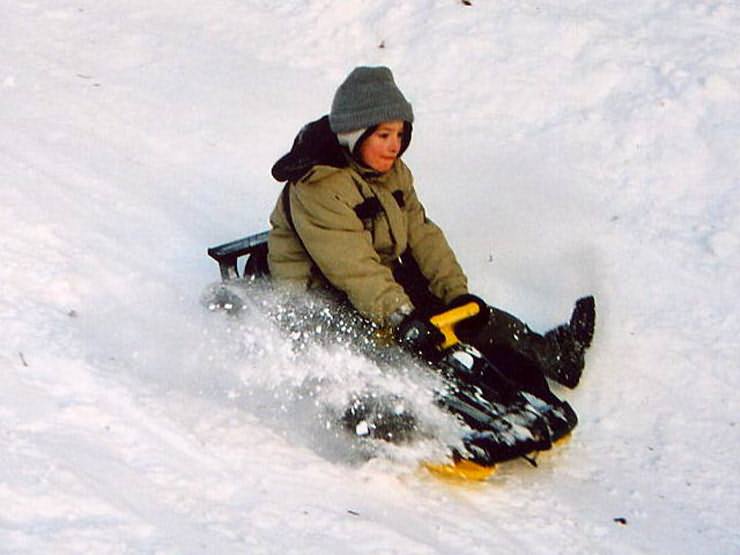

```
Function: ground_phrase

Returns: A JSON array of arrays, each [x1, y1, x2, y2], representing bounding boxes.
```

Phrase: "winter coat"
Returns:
[[267, 117, 468, 326], [268, 116, 467, 325]]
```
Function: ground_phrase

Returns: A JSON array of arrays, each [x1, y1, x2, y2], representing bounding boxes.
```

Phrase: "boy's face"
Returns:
[[359, 120, 404, 173]]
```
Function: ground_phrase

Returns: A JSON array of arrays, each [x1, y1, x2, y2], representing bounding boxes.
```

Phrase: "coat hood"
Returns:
[[271, 116, 347, 183]]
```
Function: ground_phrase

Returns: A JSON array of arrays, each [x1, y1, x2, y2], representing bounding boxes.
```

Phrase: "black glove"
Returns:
[[395, 311, 446, 361], [447, 294, 490, 336]]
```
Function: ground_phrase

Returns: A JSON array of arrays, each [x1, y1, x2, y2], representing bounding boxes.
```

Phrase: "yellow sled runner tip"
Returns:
[[423, 435, 571, 481], [423, 460, 496, 482]]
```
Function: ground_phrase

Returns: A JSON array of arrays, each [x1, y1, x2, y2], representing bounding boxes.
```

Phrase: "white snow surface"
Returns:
[[2, 1, 739, 553]]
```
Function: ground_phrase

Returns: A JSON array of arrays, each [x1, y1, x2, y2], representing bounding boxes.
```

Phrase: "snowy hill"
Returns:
[[2, 1, 739, 553]]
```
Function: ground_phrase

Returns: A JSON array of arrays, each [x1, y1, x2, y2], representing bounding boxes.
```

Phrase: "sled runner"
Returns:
[[207, 232, 578, 476]]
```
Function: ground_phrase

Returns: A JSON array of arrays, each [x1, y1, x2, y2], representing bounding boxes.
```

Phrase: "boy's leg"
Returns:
[[459, 298, 595, 390]]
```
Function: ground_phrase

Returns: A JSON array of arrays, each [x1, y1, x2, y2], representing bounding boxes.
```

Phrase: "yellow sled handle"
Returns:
[[430, 302, 480, 350]]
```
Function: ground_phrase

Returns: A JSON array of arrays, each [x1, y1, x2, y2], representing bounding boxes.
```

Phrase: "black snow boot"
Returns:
[[569, 295, 596, 349], [542, 296, 596, 388]]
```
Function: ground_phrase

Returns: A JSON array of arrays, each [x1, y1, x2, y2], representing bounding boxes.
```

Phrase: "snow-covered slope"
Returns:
[[2, 1, 738, 553]]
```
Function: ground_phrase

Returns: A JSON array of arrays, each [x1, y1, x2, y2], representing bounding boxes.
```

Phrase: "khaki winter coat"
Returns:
[[267, 157, 468, 325]]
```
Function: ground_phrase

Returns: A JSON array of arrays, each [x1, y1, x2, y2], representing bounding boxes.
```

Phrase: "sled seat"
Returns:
[[207, 230, 270, 281]]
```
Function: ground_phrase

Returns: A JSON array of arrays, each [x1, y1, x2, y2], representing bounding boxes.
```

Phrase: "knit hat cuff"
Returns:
[[329, 101, 413, 134]]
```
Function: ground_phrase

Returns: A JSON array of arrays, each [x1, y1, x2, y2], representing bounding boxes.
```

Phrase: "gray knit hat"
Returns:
[[329, 66, 414, 133]]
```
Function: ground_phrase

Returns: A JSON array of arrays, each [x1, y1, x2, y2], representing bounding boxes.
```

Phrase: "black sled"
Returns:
[[207, 232, 578, 470]]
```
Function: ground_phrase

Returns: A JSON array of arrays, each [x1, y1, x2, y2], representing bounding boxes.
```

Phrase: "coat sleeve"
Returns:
[[404, 181, 469, 304], [290, 173, 411, 325]]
